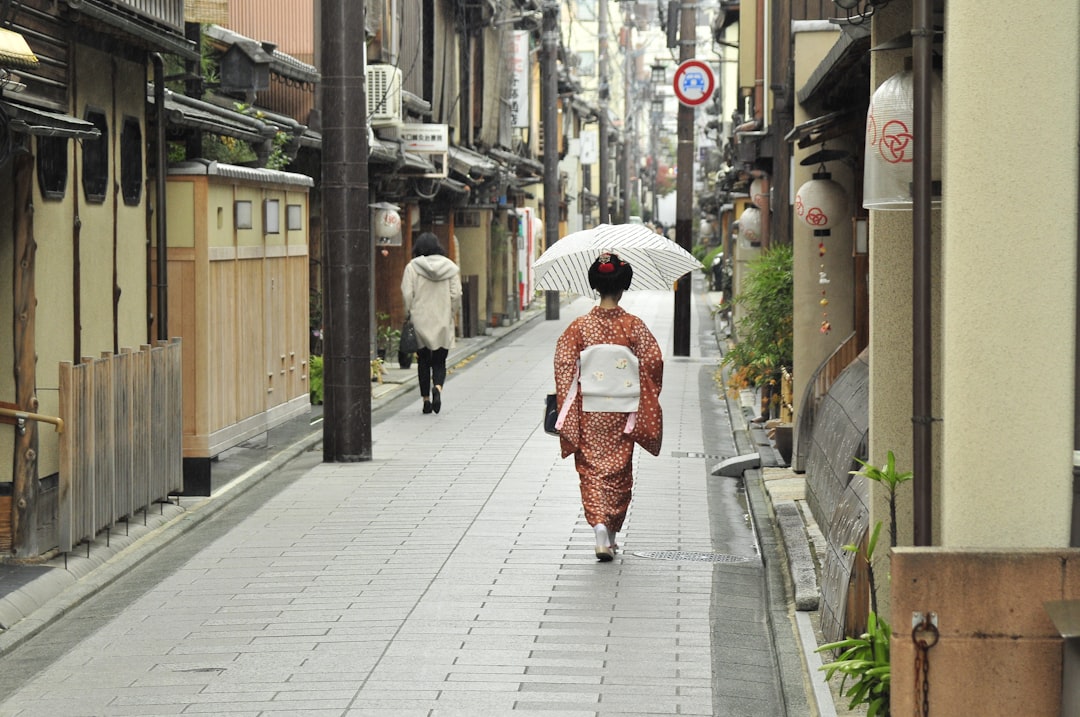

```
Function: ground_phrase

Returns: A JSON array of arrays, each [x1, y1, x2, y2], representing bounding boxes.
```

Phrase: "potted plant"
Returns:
[[375, 312, 400, 361], [720, 244, 793, 420]]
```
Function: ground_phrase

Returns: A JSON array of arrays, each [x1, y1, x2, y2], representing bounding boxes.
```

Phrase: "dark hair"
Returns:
[[588, 252, 633, 295], [413, 232, 447, 258]]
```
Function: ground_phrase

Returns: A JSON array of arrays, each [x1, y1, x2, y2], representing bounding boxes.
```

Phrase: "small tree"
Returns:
[[721, 244, 793, 415]]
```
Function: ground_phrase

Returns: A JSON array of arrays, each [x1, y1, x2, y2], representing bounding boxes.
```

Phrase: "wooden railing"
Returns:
[[58, 339, 183, 554]]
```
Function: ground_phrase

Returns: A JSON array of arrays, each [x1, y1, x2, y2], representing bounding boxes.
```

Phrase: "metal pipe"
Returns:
[[0, 407, 64, 434], [1073, 76, 1080, 546], [152, 54, 168, 342], [911, 0, 933, 545]]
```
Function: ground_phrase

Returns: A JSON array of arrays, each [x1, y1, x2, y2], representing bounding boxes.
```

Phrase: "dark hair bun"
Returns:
[[588, 252, 633, 294]]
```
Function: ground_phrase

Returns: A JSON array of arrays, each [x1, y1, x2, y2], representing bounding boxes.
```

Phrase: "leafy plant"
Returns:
[[371, 357, 386, 383], [309, 355, 323, 405], [817, 583, 892, 717], [376, 312, 400, 354], [852, 450, 913, 550], [721, 244, 793, 409], [815, 451, 913, 717]]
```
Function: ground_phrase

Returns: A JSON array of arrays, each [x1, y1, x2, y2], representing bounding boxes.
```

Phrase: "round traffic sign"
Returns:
[[672, 60, 715, 107]]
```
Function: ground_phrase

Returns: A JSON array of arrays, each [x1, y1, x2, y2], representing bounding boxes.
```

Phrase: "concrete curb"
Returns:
[[775, 499, 821, 611]]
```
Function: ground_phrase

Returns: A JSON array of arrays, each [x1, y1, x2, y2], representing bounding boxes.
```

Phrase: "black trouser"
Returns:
[[416, 347, 448, 397]]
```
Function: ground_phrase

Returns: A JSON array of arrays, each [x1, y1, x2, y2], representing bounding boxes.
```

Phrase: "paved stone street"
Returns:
[[0, 284, 812, 716]]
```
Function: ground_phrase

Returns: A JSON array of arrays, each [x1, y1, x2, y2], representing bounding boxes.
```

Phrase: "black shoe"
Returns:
[[423, 400, 433, 414], [432, 387, 441, 414]]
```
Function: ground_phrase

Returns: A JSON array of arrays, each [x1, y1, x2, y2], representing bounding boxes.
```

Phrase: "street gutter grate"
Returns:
[[632, 550, 751, 563]]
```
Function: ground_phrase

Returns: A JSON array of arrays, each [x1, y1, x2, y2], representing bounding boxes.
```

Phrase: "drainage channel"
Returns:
[[631, 550, 752, 563]]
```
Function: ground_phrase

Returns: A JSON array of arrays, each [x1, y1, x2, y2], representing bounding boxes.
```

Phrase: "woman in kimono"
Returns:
[[554, 252, 664, 561]]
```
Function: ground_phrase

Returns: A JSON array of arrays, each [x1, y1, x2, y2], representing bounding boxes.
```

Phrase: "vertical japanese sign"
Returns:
[[508, 30, 530, 129]]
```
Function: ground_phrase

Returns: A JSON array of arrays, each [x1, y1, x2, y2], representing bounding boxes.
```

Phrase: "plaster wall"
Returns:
[[456, 216, 491, 326], [72, 45, 141, 362], [791, 27, 856, 424], [32, 158, 75, 483], [939, 1, 1080, 546], [865, 3, 944, 621]]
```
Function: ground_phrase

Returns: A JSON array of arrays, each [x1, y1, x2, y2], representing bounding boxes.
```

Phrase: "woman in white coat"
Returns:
[[401, 232, 462, 414]]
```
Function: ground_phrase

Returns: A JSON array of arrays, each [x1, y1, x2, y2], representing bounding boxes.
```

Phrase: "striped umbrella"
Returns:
[[533, 223, 704, 295]]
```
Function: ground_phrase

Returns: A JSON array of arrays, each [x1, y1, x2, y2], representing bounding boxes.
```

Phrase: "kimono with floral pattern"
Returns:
[[554, 306, 663, 532]]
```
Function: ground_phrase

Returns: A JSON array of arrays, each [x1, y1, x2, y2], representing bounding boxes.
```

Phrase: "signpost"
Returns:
[[672, 59, 715, 108]]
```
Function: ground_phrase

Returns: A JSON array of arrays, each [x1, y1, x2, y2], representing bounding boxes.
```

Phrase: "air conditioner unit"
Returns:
[[366, 64, 402, 125]]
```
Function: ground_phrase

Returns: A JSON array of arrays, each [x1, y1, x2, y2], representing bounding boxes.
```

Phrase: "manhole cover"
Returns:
[[632, 550, 751, 563]]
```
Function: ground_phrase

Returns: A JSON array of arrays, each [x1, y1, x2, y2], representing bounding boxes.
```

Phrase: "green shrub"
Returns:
[[721, 244, 793, 393], [309, 355, 323, 405]]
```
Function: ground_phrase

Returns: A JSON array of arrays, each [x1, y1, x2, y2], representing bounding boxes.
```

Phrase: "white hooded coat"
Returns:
[[401, 254, 462, 351]]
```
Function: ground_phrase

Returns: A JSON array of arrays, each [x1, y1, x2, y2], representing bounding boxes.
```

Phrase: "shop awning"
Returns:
[[149, 87, 272, 144], [0, 100, 100, 139], [797, 23, 870, 106], [784, 110, 861, 149], [448, 145, 499, 180], [0, 28, 37, 69]]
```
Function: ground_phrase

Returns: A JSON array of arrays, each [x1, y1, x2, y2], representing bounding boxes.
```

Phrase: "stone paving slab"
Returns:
[[0, 284, 830, 716]]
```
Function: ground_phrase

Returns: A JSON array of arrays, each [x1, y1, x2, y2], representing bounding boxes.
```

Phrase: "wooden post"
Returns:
[[12, 152, 38, 557]]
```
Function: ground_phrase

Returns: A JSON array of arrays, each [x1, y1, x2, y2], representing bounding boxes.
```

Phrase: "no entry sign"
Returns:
[[672, 59, 715, 107]]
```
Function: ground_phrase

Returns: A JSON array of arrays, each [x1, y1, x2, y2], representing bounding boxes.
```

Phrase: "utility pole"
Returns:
[[621, 10, 632, 223], [672, 0, 695, 357], [321, 0, 372, 460], [542, 0, 561, 320], [597, 0, 609, 224]]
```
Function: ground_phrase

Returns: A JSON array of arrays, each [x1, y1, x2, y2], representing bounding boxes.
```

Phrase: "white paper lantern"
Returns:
[[372, 204, 402, 245], [795, 172, 848, 233], [750, 177, 769, 209], [864, 68, 942, 210], [737, 205, 761, 246]]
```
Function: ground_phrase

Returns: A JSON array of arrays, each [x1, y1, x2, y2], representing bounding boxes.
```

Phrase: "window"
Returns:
[[120, 117, 141, 205], [577, 51, 596, 77], [287, 204, 303, 231], [264, 199, 280, 234], [81, 108, 108, 203], [37, 136, 67, 200], [577, 0, 596, 20]]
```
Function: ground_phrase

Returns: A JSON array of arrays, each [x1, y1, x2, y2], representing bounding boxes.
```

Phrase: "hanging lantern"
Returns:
[[863, 68, 943, 210], [372, 202, 402, 246], [750, 177, 769, 210], [795, 171, 848, 235], [737, 205, 761, 247]]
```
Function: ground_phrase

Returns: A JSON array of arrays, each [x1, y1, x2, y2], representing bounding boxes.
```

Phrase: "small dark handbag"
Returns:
[[399, 316, 419, 354], [544, 393, 560, 436]]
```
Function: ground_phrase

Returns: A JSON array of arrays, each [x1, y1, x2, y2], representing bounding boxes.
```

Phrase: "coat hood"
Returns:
[[411, 255, 460, 281]]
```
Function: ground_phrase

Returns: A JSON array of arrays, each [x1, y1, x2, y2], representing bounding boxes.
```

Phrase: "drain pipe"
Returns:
[[152, 54, 168, 342], [1074, 111, 1080, 545], [911, 0, 933, 546]]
